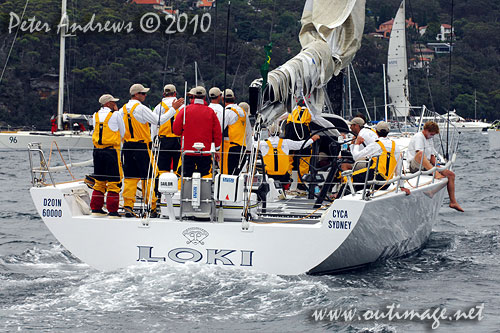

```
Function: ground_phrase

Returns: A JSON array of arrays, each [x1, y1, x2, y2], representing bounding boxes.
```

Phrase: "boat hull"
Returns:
[[488, 129, 500, 150], [0, 131, 92, 150], [30, 177, 448, 275], [309, 180, 447, 274]]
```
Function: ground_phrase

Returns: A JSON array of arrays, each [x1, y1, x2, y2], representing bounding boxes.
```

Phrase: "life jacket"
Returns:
[[352, 140, 397, 180], [286, 106, 311, 125], [92, 111, 121, 148], [263, 138, 291, 176], [227, 107, 246, 147], [122, 103, 151, 143], [158, 101, 179, 138]]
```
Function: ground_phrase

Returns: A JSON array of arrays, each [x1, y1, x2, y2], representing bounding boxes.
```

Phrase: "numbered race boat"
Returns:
[[0, 0, 92, 150], [28, 0, 460, 275]]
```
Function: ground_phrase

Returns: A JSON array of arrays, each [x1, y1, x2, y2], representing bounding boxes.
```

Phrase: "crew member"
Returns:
[[408, 121, 463, 212], [257, 123, 320, 189], [284, 101, 314, 189], [222, 89, 252, 175], [120, 83, 176, 218], [348, 117, 378, 148], [152, 84, 185, 173], [90, 94, 125, 218], [208, 87, 224, 132], [340, 116, 379, 171], [173, 86, 222, 177], [346, 121, 410, 195]]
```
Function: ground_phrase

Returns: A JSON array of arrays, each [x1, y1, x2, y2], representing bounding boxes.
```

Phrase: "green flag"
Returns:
[[260, 42, 272, 89]]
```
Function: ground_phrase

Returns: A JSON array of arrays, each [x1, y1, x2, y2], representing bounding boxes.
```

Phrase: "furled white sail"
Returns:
[[387, 0, 409, 118], [257, 0, 365, 125]]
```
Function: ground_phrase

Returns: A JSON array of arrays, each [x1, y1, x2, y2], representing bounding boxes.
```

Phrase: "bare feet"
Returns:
[[449, 202, 464, 212]]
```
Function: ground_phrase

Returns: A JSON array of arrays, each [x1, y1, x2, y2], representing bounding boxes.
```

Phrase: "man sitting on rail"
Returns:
[[407, 121, 463, 212]]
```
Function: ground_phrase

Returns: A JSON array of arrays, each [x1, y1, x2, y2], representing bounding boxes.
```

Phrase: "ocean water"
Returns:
[[1, 132, 499, 332]]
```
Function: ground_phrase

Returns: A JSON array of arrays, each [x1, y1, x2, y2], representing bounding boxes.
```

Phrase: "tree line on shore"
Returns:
[[0, 0, 498, 129]]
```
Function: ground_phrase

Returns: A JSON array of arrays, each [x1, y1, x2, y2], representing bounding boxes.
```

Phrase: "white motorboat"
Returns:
[[487, 120, 500, 150], [438, 110, 491, 132]]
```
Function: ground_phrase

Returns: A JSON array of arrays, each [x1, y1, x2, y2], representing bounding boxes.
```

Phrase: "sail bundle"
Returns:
[[259, 0, 365, 124]]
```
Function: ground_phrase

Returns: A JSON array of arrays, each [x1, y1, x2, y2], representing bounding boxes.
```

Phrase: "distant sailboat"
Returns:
[[0, 0, 92, 150], [386, 1, 410, 122]]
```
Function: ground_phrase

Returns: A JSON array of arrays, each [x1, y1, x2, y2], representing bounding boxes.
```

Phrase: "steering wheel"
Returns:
[[296, 126, 357, 200]]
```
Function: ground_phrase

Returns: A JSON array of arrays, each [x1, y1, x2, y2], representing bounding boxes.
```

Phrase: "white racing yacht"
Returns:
[[28, 0, 460, 275], [0, 0, 92, 150]]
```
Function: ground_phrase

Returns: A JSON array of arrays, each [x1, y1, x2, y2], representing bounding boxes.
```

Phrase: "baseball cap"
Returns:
[[376, 121, 390, 132], [348, 117, 365, 126], [129, 83, 150, 96], [209, 87, 222, 98], [239, 102, 250, 113], [192, 86, 206, 97], [222, 89, 235, 99], [163, 84, 176, 93], [99, 94, 119, 105]]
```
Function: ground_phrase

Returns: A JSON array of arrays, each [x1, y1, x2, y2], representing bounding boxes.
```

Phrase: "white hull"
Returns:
[[443, 122, 490, 132], [30, 178, 447, 275], [0, 131, 92, 150], [488, 129, 500, 150]]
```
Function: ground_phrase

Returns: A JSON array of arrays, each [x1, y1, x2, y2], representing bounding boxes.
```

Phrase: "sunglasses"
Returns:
[[138, 92, 147, 95]]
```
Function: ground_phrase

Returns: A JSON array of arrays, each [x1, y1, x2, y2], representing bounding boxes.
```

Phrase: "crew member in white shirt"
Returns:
[[408, 121, 463, 212], [151, 84, 185, 173]]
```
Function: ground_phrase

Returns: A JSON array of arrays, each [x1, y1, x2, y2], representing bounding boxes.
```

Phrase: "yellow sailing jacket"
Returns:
[[263, 138, 291, 176], [92, 112, 121, 148], [227, 107, 246, 146], [286, 106, 311, 125], [123, 103, 151, 143], [158, 102, 180, 138], [353, 140, 397, 180]]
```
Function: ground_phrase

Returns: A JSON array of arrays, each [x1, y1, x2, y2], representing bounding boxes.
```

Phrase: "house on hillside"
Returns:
[[130, 0, 178, 15], [410, 43, 435, 68], [427, 42, 454, 54], [196, 0, 215, 9], [436, 24, 454, 41], [375, 17, 418, 39]]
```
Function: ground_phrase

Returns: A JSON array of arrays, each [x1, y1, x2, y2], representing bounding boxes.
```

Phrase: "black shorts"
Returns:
[[93, 147, 121, 182], [182, 155, 212, 177], [122, 141, 152, 179], [158, 137, 181, 172]]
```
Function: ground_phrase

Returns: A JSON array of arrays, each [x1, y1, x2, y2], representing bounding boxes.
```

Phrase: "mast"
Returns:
[[195, 61, 198, 87], [474, 89, 477, 120], [57, 0, 67, 131], [383, 63, 388, 121]]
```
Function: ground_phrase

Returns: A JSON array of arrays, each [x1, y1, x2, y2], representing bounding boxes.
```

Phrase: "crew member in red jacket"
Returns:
[[173, 86, 222, 177]]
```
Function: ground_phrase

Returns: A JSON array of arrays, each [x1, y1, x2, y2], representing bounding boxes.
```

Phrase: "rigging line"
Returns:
[[445, 0, 455, 160], [406, 0, 436, 113], [350, 64, 371, 121], [162, 34, 172, 87], [0, 0, 30, 85]]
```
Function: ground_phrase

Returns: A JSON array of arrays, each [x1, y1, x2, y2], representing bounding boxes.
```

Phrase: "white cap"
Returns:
[[129, 83, 150, 96], [99, 94, 119, 105]]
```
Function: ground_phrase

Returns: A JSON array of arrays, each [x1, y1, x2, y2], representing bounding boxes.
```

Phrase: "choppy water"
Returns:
[[1, 133, 499, 332]]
